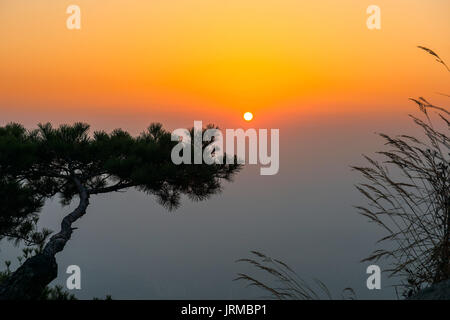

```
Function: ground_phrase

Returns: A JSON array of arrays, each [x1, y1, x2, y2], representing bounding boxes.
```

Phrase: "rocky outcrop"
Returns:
[[409, 280, 450, 300]]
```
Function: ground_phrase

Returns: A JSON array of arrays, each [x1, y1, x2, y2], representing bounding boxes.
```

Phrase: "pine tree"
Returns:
[[0, 122, 240, 299]]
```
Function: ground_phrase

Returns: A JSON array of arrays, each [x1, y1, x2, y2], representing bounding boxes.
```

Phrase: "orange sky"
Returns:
[[0, 0, 449, 129]]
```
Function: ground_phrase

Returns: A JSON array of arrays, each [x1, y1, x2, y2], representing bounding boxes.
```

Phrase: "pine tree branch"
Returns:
[[88, 181, 135, 195]]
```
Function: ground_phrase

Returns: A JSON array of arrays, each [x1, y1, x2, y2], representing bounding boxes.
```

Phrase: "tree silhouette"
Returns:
[[0, 122, 240, 299]]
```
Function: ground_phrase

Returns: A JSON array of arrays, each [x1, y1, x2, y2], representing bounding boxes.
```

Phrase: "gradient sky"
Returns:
[[0, 0, 449, 299], [1, 0, 449, 128]]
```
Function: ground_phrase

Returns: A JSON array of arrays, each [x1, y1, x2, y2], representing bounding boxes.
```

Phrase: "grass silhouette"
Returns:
[[353, 46, 449, 297], [235, 251, 356, 300]]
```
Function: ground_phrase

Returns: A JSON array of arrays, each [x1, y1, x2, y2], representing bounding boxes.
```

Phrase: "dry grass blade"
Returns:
[[236, 251, 355, 300], [355, 47, 450, 298], [418, 46, 450, 72]]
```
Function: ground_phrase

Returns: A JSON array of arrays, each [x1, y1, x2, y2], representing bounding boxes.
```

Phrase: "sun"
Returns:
[[243, 112, 253, 122]]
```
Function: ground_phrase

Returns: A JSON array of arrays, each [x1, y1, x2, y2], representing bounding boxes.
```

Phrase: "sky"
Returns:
[[0, 0, 449, 299]]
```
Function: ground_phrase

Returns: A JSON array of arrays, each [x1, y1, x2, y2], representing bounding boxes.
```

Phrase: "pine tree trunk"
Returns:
[[0, 177, 89, 300], [0, 253, 57, 300]]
